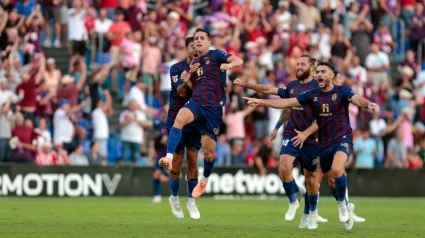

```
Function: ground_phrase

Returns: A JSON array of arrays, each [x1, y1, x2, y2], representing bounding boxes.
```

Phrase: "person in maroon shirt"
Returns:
[[56, 58, 86, 107], [16, 54, 45, 123], [11, 115, 38, 163]]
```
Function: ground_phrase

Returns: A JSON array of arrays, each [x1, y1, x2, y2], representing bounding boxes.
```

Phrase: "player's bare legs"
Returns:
[[152, 168, 169, 203], [159, 108, 195, 170], [192, 134, 216, 198], [168, 151, 185, 218], [279, 154, 302, 221], [185, 147, 201, 219]]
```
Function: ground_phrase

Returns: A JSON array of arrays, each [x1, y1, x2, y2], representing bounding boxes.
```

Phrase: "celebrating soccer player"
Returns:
[[163, 37, 202, 219], [243, 62, 377, 230], [159, 28, 244, 199], [234, 55, 323, 229]]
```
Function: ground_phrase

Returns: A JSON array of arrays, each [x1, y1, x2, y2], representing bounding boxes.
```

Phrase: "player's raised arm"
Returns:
[[344, 86, 378, 112], [243, 97, 301, 109], [221, 55, 244, 70], [234, 78, 279, 95]]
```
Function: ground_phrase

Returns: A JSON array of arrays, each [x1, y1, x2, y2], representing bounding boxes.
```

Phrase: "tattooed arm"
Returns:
[[269, 108, 290, 141]]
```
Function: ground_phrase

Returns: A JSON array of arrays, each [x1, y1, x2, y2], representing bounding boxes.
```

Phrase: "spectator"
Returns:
[[54, 140, 71, 165], [86, 141, 106, 166], [68, 0, 88, 56], [70, 144, 89, 166], [35, 117, 52, 150], [91, 90, 112, 158], [11, 115, 37, 163], [409, 2, 425, 52], [141, 36, 161, 87], [354, 126, 376, 169], [57, 61, 86, 107], [119, 100, 153, 166], [0, 99, 13, 162], [13, 0, 37, 18], [385, 127, 409, 169], [254, 138, 273, 176], [94, 8, 113, 52], [36, 141, 57, 166], [230, 139, 245, 166], [370, 112, 387, 167], [365, 43, 390, 88], [43, 58, 61, 95], [290, 0, 321, 31], [159, 53, 177, 105], [373, 22, 394, 55], [215, 134, 231, 167], [349, 7, 373, 65], [43, 0, 63, 48]]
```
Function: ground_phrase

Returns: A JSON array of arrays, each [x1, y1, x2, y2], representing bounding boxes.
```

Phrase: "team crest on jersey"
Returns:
[[313, 97, 318, 102], [204, 57, 210, 65], [290, 89, 294, 94], [332, 93, 337, 101], [172, 75, 178, 82]]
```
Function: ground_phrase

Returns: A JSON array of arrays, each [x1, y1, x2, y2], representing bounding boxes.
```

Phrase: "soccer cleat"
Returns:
[[285, 201, 300, 221], [317, 214, 328, 223], [353, 213, 366, 222], [345, 203, 355, 230], [187, 202, 201, 220], [338, 202, 349, 223], [152, 195, 162, 203], [158, 157, 172, 171], [169, 196, 184, 219], [298, 214, 309, 228], [192, 181, 207, 198], [308, 213, 319, 229]]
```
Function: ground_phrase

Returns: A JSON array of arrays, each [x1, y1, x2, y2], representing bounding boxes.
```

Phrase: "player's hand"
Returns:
[[220, 63, 232, 71], [291, 129, 307, 148], [242, 97, 260, 107], [189, 61, 200, 74], [233, 77, 247, 87], [269, 128, 278, 141], [368, 102, 378, 113], [181, 70, 189, 83]]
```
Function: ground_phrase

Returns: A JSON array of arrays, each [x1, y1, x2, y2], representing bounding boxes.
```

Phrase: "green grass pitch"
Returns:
[[0, 197, 424, 237]]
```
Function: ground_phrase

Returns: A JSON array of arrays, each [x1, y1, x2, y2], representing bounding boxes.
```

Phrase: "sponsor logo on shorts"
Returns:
[[312, 157, 319, 165], [214, 128, 220, 135]]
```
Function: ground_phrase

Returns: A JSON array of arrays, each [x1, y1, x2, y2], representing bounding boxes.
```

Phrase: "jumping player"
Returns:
[[243, 62, 377, 230], [164, 37, 202, 219], [159, 28, 244, 199], [234, 55, 321, 229]]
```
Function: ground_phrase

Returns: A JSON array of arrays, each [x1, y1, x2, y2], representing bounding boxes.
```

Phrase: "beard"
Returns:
[[296, 70, 310, 81]]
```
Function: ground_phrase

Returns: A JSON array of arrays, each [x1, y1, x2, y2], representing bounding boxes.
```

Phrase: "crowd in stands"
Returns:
[[0, 0, 425, 171]]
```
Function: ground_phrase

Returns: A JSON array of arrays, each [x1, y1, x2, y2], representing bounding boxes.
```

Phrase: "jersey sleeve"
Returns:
[[341, 86, 356, 102], [169, 64, 184, 90], [215, 50, 232, 64], [277, 87, 289, 99], [296, 90, 312, 106]]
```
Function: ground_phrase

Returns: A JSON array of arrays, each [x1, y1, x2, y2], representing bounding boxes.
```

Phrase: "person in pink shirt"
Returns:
[[223, 102, 255, 146], [141, 36, 161, 83]]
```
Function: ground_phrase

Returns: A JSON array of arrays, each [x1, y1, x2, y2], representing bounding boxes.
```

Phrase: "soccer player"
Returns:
[[164, 37, 201, 219], [234, 55, 321, 229], [159, 28, 244, 199], [243, 62, 377, 230]]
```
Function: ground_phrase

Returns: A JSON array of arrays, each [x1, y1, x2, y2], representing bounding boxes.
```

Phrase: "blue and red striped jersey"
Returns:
[[297, 85, 356, 147], [277, 79, 318, 145], [190, 50, 231, 107], [166, 59, 198, 132]]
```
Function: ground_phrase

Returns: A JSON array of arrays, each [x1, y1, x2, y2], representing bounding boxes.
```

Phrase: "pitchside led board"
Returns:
[[0, 165, 424, 197]]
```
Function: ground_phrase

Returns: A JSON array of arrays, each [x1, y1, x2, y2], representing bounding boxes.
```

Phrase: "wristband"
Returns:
[[274, 122, 282, 130]]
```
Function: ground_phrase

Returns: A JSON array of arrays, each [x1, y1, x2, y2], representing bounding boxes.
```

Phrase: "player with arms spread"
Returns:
[[244, 62, 377, 230], [163, 36, 202, 220], [159, 28, 244, 199], [234, 55, 322, 229]]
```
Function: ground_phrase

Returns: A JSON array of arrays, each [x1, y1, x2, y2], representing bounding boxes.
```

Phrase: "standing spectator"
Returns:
[[11, 115, 37, 163], [159, 53, 177, 105], [354, 126, 377, 169], [70, 144, 89, 165], [92, 89, 112, 158], [68, 0, 88, 56], [254, 138, 273, 176], [43, 58, 61, 95], [100, 0, 118, 21], [35, 118, 52, 150], [385, 127, 409, 169], [349, 7, 373, 65], [94, 8, 113, 52], [86, 141, 106, 166], [365, 43, 390, 88], [141, 36, 161, 88], [409, 3, 425, 52], [43, 0, 63, 47], [13, 0, 37, 18], [119, 100, 153, 166], [370, 112, 387, 167], [0, 99, 13, 162], [373, 22, 394, 55], [223, 103, 255, 144], [290, 0, 321, 31], [57, 59, 86, 107]]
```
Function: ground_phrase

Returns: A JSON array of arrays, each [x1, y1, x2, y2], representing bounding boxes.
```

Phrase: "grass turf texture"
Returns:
[[0, 197, 424, 237]]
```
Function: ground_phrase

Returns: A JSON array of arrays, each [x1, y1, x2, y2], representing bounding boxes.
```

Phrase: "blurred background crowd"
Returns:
[[0, 0, 425, 172]]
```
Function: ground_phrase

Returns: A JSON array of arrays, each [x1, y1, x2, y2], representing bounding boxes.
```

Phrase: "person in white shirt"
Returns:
[[124, 79, 157, 116], [159, 53, 177, 105], [365, 43, 390, 88], [70, 144, 89, 166], [0, 78, 19, 106], [348, 56, 368, 96], [53, 99, 86, 153], [92, 89, 112, 158], [119, 100, 153, 166], [67, 0, 88, 56], [35, 118, 52, 150]]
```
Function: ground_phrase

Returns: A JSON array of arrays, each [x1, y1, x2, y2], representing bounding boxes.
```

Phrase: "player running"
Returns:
[[159, 28, 244, 199], [243, 62, 377, 230], [164, 37, 201, 219], [234, 55, 321, 229]]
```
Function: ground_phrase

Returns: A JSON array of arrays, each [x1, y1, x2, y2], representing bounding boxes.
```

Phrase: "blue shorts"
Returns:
[[280, 136, 319, 172], [319, 139, 353, 174], [184, 100, 223, 141], [167, 129, 202, 153]]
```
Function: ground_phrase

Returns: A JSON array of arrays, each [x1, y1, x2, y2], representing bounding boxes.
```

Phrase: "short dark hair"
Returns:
[[300, 54, 316, 67], [90, 141, 97, 149], [185, 36, 194, 47], [317, 61, 335, 72], [194, 28, 211, 40]]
